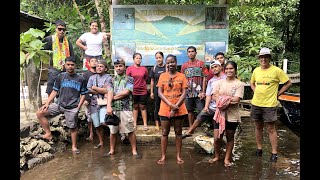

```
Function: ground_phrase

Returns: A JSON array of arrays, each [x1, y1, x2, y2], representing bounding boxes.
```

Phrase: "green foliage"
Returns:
[[21, 0, 300, 79], [227, 0, 300, 81], [20, 28, 51, 79]]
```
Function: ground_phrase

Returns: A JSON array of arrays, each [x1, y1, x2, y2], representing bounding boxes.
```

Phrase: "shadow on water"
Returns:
[[21, 117, 300, 180]]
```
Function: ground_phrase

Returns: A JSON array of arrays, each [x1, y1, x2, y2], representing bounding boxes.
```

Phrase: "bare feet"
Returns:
[[155, 125, 160, 131], [157, 156, 166, 165], [224, 160, 232, 167], [208, 157, 219, 163], [177, 157, 184, 164]]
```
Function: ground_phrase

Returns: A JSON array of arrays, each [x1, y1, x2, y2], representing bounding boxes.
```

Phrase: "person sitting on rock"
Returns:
[[35, 56, 88, 154]]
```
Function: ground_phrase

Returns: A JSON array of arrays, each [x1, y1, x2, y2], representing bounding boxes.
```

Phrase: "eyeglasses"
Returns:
[[57, 28, 66, 32]]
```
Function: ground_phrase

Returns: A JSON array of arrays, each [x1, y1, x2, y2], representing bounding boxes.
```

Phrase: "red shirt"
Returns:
[[126, 65, 148, 95]]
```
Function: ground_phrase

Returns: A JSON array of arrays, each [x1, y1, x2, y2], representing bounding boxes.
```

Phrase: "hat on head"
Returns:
[[97, 60, 108, 68], [210, 60, 221, 67], [258, 47, 271, 56], [55, 19, 66, 27], [113, 57, 126, 66]]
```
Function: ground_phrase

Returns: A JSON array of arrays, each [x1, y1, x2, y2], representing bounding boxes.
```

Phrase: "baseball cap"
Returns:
[[210, 60, 221, 67], [97, 60, 108, 68], [54, 19, 66, 27], [113, 57, 126, 66], [258, 47, 271, 56]]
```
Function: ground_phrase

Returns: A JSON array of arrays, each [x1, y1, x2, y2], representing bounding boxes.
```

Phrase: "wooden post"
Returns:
[[283, 59, 288, 74]]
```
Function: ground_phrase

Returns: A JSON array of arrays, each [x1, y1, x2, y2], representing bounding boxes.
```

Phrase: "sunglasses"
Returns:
[[168, 77, 173, 88], [57, 28, 66, 32]]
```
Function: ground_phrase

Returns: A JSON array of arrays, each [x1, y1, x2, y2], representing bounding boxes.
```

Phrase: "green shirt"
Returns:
[[112, 75, 134, 111]]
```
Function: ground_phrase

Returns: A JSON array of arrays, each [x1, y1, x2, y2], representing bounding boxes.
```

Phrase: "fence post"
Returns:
[[283, 59, 288, 74]]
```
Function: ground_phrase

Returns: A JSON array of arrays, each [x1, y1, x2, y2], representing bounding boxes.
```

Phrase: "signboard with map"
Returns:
[[110, 5, 228, 66]]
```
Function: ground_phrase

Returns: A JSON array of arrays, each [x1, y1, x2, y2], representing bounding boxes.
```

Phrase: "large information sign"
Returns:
[[111, 5, 228, 66]]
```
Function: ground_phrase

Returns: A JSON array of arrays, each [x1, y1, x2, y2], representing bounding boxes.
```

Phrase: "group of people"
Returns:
[[34, 19, 292, 166]]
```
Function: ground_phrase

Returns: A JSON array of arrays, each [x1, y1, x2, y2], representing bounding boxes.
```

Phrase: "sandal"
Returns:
[[133, 153, 142, 159], [143, 126, 149, 131], [33, 135, 54, 143], [103, 152, 115, 157], [72, 149, 80, 154], [182, 133, 192, 139], [93, 144, 103, 149]]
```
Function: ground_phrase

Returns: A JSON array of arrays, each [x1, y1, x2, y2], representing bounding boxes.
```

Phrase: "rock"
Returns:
[[27, 152, 54, 170], [20, 121, 37, 138], [20, 126, 30, 139], [27, 157, 41, 169], [194, 135, 214, 154], [20, 156, 26, 168]]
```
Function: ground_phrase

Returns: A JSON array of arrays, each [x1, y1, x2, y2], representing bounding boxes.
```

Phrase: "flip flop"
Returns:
[[103, 152, 115, 157], [93, 144, 102, 149], [143, 126, 149, 131], [33, 135, 54, 143], [85, 136, 93, 141], [72, 149, 80, 154], [133, 153, 142, 159], [182, 133, 192, 139]]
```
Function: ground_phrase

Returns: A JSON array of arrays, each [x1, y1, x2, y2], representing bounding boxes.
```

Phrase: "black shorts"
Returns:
[[133, 94, 148, 105], [196, 109, 215, 122], [213, 120, 238, 131], [159, 115, 187, 121], [185, 97, 205, 112]]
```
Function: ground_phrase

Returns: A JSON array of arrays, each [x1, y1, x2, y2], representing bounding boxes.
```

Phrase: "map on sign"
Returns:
[[111, 5, 228, 66]]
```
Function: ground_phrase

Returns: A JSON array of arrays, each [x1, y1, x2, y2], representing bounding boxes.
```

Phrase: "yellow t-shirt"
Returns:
[[250, 65, 289, 107]]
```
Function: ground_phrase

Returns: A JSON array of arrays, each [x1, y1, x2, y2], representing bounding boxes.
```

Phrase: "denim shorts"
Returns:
[[91, 106, 107, 128]]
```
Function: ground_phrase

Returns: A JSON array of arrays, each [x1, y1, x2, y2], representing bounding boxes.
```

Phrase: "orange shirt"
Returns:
[[157, 72, 188, 117]]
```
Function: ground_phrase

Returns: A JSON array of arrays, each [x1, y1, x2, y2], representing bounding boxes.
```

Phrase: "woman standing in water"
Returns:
[[149, 51, 167, 131], [126, 53, 149, 130], [208, 60, 244, 167], [157, 54, 188, 165]]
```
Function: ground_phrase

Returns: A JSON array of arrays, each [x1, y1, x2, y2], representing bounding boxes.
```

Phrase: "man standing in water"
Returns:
[[250, 47, 292, 162], [104, 58, 142, 158]]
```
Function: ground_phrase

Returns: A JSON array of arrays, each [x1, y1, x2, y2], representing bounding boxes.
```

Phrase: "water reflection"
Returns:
[[21, 117, 300, 179]]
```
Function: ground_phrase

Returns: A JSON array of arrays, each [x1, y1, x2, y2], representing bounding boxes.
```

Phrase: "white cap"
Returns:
[[259, 47, 271, 56], [210, 60, 221, 67]]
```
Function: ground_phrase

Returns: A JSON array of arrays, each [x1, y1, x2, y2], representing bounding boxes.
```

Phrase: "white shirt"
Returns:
[[79, 32, 104, 56]]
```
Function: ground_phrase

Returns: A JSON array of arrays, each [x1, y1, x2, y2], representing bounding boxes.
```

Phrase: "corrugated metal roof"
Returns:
[[20, 11, 49, 22]]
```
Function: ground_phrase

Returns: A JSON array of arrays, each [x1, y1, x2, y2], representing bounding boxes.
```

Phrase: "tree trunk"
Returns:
[[26, 60, 42, 112], [95, 0, 111, 58], [72, 0, 86, 32]]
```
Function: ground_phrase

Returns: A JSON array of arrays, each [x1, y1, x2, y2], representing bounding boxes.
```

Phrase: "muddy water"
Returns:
[[21, 117, 300, 179]]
